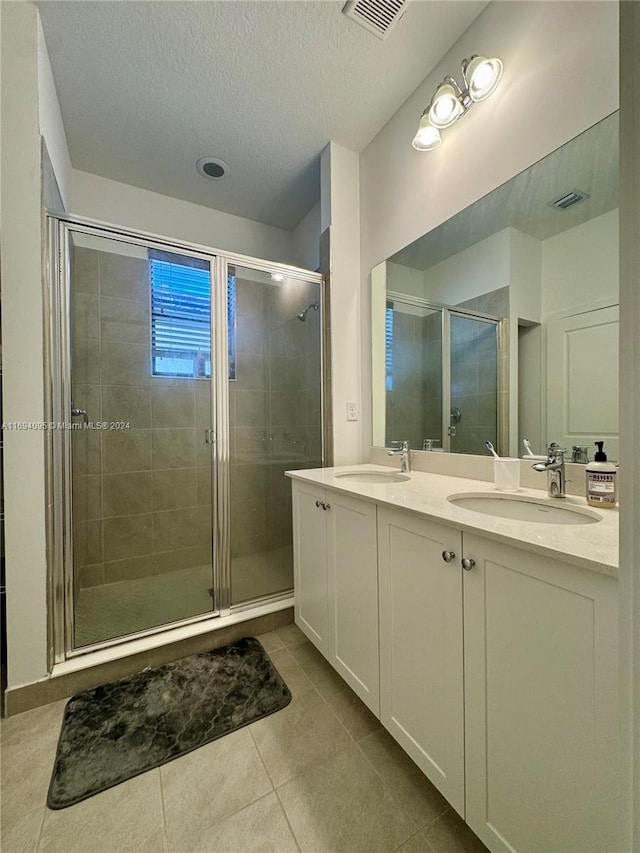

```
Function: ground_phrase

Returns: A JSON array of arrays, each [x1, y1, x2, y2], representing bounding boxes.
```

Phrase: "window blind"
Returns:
[[149, 250, 235, 379], [385, 302, 394, 391]]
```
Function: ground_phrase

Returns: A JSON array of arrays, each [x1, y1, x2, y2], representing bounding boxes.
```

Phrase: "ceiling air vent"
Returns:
[[342, 0, 410, 40], [548, 189, 591, 211]]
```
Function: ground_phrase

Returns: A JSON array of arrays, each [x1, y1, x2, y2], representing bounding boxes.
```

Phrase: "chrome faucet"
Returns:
[[532, 443, 566, 498], [388, 440, 411, 473]]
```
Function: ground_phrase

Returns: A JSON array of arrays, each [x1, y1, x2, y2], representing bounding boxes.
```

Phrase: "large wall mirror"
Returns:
[[371, 112, 619, 462]]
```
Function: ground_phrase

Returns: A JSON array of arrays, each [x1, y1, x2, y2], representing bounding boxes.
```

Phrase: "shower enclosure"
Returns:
[[382, 294, 506, 454], [46, 216, 323, 659]]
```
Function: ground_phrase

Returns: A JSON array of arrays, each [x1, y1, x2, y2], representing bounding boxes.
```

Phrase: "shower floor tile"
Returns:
[[74, 546, 294, 648]]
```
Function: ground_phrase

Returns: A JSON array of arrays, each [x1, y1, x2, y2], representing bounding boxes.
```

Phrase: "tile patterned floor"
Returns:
[[75, 548, 293, 647], [0, 624, 489, 853]]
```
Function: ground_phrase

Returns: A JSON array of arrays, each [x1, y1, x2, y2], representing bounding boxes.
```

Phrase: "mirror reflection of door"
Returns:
[[449, 313, 499, 455]]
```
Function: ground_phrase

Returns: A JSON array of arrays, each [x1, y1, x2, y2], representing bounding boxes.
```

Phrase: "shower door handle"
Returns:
[[71, 406, 88, 426]]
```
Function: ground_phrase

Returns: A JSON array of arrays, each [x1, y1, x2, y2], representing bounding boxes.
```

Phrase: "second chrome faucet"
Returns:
[[388, 440, 411, 473], [532, 442, 566, 498]]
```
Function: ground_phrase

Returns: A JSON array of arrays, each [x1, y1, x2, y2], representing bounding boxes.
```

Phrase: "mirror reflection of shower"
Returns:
[[297, 301, 319, 321]]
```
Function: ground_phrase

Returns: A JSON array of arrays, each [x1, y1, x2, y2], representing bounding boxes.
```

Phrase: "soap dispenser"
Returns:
[[585, 441, 617, 508]]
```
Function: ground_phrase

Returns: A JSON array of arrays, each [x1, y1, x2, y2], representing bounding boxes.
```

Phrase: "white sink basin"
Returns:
[[448, 493, 601, 525], [335, 470, 410, 484]]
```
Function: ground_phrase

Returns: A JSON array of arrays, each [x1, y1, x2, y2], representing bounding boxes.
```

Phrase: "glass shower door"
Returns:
[[448, 312, 499, 455], [228, 264, 322, 606], [68, 229, 215, 648]]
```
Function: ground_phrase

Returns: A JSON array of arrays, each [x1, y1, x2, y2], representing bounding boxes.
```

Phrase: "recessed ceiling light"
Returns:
[[271, 273, 285, 282], [196, 157, 229, 181]]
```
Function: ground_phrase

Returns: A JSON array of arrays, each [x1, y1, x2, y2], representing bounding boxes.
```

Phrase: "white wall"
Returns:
[[37, 17, 72, 209], [541, 209, 619, 317], [386, 261, 427, 299], [359, 0, 619, 456], [321, 142, 362, 465], [422, 229, 511, 305], [70, 170, 297, 265], [1, 2, 50, 688], [293, 201, 321, 270]]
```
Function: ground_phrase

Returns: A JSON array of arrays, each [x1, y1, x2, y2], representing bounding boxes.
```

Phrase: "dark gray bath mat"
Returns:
[[47, 637, 291, 809]]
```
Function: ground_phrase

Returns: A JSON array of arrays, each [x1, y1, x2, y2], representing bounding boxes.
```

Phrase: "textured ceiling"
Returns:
[[37, 0, 488, 231], [390, 112, 619, 271]]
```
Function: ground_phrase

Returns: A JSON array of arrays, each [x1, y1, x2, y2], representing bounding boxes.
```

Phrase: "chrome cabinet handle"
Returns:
[[442, 550, 456, 563], [71, 407, 88, 425], [462, 557, 476, 571]]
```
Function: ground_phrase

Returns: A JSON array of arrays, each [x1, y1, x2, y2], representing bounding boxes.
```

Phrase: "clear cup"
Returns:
[[494, 458, 520, 491]]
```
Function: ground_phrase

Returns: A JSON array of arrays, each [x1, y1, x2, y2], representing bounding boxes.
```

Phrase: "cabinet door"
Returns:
[[292, 481, 328, 654], [326, 491, 379, 715], [463, 533, 621, 853], [378, 508, 465, 815]]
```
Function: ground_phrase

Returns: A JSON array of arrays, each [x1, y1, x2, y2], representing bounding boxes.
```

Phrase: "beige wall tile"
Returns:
[[100, 295, 149, 325], [72, 475, 102, 521], [196, 465, 212, 506], [152, 428, 196, 470], [73, 338, 100, 385], [195, 382, 213, 427], [74, 520, 103, 567], [71, 431, 102, 476], [230, 464, 269, 503], [71, 384, 102, 422], [103, 429, 151, 474], [103, 513, 153, 561], [152, 507, 208, 553], [98, 253, 149, 302], [102, 471, 153, 517], [151, 385, 195, 428], [153, 545, 211, 575], [72, 246, 99, 294], [103, 553, 156, 583], [152, 468, 197, 511], [100, 341, 151, 386], [78, 563, 104, 589], [101, 385, 151, 428], [73, 291, 100, 340], [234, 390, 267, 428]]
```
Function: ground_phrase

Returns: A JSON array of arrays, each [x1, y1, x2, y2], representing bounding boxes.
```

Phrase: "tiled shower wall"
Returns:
[[451, 287, 509, 455], [385, 309, 442, 450], [72, 248, 322, 594], [385, 286, 508, 453], [72, 245, 212, 592], [230, 277, 321, 564]]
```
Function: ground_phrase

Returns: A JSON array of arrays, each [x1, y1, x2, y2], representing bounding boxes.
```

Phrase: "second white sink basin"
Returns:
[[335, 470, 410, 484], [448, 493, 601, 525]]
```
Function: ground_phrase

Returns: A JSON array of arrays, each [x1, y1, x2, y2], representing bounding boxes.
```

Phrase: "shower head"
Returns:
[[297, 301, 319, 322]]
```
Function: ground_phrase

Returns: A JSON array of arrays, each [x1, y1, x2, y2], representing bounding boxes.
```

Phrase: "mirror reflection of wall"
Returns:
[[372, 112, 619, 461]]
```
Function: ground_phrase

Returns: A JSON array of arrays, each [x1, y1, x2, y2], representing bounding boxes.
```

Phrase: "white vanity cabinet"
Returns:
[[291, 480, 379, 714], [462, 533, 621, 853], [290, 472, 621, 853], [377, 507, 466, 816]]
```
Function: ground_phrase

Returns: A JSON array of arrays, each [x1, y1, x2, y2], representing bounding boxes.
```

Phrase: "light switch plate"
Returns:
[[347, 401, 359, 421]]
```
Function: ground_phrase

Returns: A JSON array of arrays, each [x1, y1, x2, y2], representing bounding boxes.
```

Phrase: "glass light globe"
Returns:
[[465, 56, 503, 102], [412, 115, 441, 151], [428, 83, 463, 129]]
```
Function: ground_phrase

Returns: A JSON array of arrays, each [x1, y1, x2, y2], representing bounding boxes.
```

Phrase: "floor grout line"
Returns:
[[157, 767, 170, 853]]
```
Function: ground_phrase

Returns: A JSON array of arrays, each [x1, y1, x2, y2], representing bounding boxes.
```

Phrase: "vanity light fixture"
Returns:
[[412, 55, 503, 151]]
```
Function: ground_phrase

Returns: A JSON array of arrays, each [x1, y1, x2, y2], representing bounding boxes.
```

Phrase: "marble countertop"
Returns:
[[286, 464, 618, 578]]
